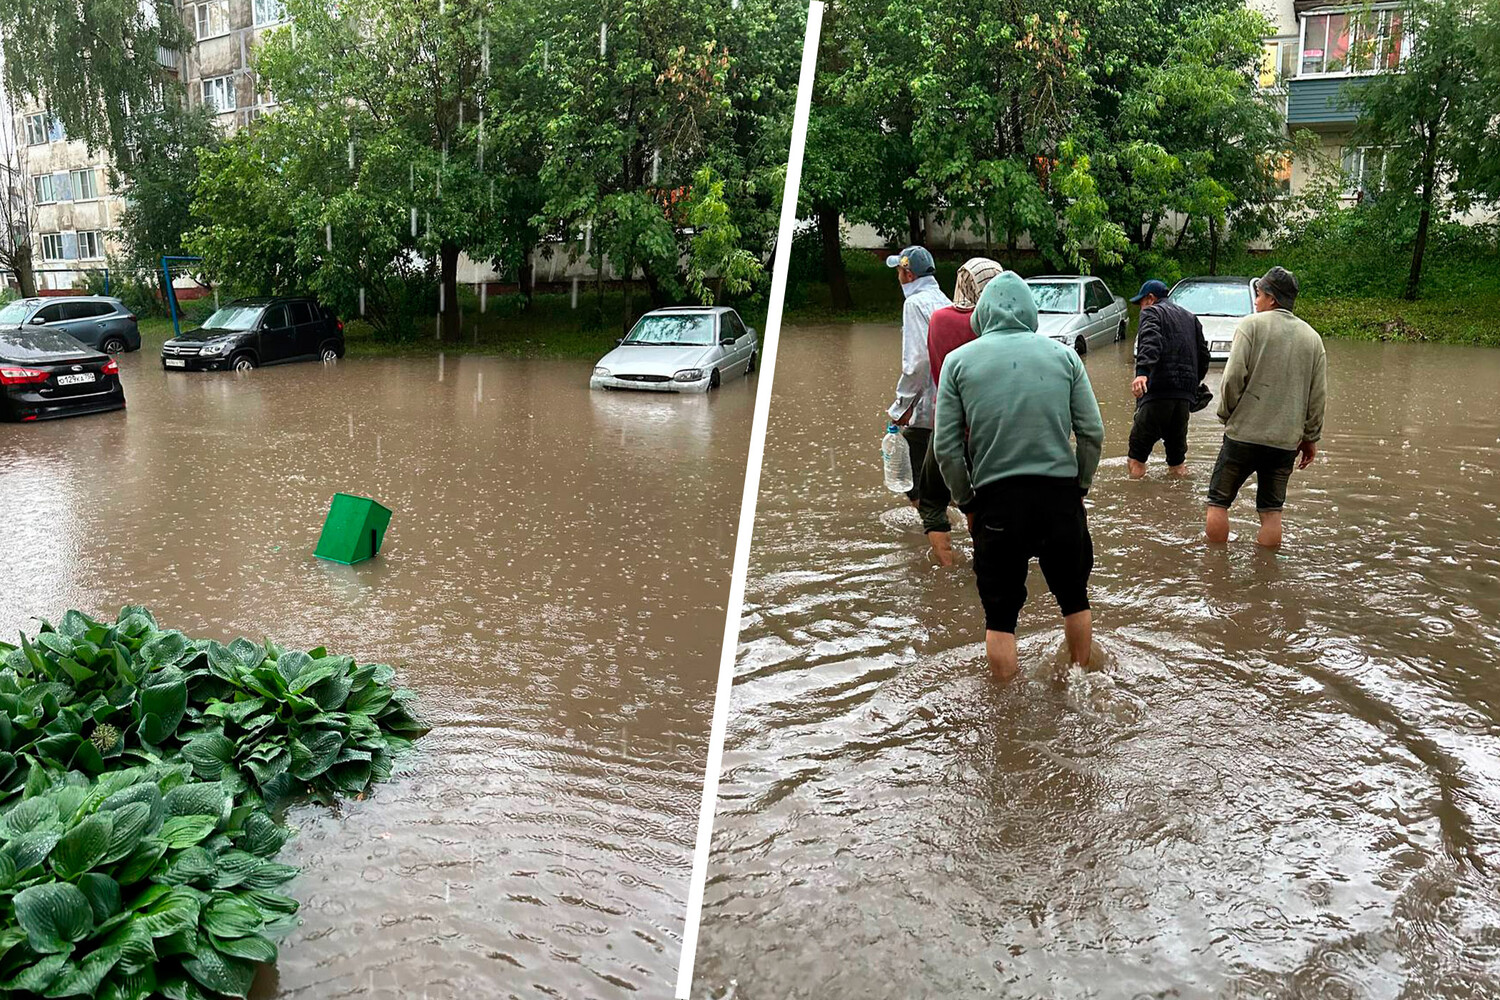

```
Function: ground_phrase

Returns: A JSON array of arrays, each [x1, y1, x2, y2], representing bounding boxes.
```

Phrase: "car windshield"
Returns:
[[623, 314, 715, 346], [1170, 282, 1253, 317], [0, 302, 33, 325], [1026, 282, 1080, 314], [200, 305, 266, 331]]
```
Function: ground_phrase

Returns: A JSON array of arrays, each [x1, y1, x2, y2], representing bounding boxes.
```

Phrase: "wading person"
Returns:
[[920, 256, 1005, 566], [1207, 266, 1326, 549], [1127, 279, 1209, 479], [885, 246, 952, 558], [933, 273, 1105, 680]]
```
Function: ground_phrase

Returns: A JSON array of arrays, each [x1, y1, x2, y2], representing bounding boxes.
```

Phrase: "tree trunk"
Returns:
[[1142, 213, 1159, 252], [1208, 215, 1219, 275], [906, 209, 923, 247], [622, 255, 633, 335], [1172, 214, 1193, 252], [439, 239, 460, 339], [816, 204, 852, 310], [518, 245, 534, 307], [12, 245, 36, 297], [1406, 119, 1441, 301]]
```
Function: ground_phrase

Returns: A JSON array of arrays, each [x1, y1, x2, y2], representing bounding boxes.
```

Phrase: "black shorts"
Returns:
[[1206, 436, 1298, 512], [1128, 398, 1190, 466], [970, 476, 1093, 634]]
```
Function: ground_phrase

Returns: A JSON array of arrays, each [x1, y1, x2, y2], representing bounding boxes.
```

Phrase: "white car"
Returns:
[[590, 306, 758, 392], [1167, 276, 1255, 363], [1024, 275, 1129, 356]]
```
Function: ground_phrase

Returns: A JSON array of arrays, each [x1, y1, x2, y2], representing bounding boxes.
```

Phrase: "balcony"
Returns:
[[1286, 75, 1368, 127]]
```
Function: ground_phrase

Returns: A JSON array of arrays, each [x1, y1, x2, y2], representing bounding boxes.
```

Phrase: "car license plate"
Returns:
[[56, 373, 95, 385], [164, 359, 186, 367]]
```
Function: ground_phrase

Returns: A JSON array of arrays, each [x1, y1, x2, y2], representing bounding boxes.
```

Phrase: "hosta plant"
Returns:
[[0, 765, 299, 999]]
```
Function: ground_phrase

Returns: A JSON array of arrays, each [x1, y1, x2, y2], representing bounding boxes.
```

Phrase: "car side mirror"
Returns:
[[1085, 305, 1098, 314], [30, 315, 46, 325], [720, 335, 736, 345], [747, 327, 758, 338], [617, 338, 626, 345]]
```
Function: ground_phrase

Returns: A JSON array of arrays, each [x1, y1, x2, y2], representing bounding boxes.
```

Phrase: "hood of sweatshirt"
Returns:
[[969, 271, 1039, 336], [901, 273, 942, 300]]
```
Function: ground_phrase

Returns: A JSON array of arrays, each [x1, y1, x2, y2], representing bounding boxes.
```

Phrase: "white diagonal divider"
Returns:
[[673, 2, 825, 996]]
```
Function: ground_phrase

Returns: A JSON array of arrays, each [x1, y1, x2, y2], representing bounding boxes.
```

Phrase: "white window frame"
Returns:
[[40, 233, 65, 261], [23, 113, 47, 146], [194, 0, 230, 41], [1341, 146, 1386, 196], [77, 231, 104, 260], [32, 174, 57, 205], [1298, 6, 1410, 79], [253, 0, 286, 26], [201, 75, 236, 114], [70, 168, 99, 201]]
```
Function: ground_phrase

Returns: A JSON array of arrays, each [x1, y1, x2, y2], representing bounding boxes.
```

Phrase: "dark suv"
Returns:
[[161, 296, 345, 372]]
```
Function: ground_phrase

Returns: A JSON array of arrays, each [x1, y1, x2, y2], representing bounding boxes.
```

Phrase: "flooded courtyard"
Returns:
[[0, 350, 755, 998], [696, 325, 1500, 998]]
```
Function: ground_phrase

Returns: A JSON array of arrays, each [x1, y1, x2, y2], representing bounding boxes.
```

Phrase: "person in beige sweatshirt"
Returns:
[[1206, 266, 1326, 549]]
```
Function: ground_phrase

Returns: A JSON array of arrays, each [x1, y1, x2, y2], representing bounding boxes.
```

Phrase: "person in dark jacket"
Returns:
[[1127, 279, 1210, 479]]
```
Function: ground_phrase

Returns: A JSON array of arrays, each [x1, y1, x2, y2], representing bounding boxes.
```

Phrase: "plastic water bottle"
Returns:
[[882, 423, 913, 493]]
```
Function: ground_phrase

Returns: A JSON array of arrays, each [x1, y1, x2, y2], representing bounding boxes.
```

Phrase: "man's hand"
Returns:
[[1131, 375, 1148, 399], [892, 400, 915, 427], [1297, 439, 1318, 470]]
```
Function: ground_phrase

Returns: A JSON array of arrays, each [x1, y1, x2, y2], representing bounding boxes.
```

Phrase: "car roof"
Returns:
[[1174, 275, 1255, 285], [646, 305, 731, 315], [10, 295, 123, 306], [226, 296, 318, 306], [1026, 275, 1094, 282]]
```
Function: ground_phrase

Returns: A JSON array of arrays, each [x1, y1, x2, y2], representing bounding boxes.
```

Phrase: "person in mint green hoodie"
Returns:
[[933, 271, 1105, 679]]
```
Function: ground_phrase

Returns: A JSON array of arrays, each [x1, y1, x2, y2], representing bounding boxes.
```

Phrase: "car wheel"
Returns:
[[319, 342, 340, 363], [101, 336, 127, 355], [746, 351, 756, 375], [1116, 321, 1127, 343], [1074, 336, 1088, 357], [709, 368, 721, 389], [231, 352, 256, 372]]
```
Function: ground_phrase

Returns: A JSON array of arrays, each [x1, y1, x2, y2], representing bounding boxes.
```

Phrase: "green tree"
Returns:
[[1350, 0, 1500, 298], [112, 107, 219, 273]]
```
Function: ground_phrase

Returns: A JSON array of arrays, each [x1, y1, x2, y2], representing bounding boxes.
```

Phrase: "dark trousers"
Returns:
[[900, 427, 953, 534]]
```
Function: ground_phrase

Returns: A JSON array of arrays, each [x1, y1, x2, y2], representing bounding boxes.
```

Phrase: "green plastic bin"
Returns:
[[314, 493, 392, 565]]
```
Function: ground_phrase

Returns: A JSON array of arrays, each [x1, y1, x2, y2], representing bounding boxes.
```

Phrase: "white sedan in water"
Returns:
[[1024, 275, 1130, 356], [590, 306, 758, 392], [1167, 275, 1256, 363]]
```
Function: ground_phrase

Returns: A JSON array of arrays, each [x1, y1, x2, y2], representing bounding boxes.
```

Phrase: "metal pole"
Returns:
[[160, 257, 179, 338]]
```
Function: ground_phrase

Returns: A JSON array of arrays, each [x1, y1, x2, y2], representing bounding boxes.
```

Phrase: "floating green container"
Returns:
[[314, 493, 392, 565]]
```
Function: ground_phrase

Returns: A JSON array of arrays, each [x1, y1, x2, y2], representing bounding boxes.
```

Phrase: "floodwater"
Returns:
[[0, 350, 755, 998], [697, 325, 1500, 999]]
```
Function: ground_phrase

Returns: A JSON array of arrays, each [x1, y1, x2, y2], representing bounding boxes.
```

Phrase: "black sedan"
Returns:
[[0, 328, 125, 421]]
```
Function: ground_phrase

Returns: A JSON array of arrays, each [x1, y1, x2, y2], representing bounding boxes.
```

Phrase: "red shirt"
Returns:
[[927, 306, 977, 387]]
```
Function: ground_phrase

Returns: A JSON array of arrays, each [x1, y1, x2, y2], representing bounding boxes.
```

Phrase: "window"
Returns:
[[1086, 281, 1114, 312], [77, 231, 103, 260], [1259, 41, 1283, 88], [201, 76, 236, 114], [70, 169, 99, 201], [1342, 147, 1386, 197], [253, 0, 285, 25], [262, 305, 290, 328], [34, 300, 64, 321], [1301, 8, 1408, 76], [723, 312, 747, 341], [60, 301, 109, 320], [23, 113, 47, 145], [194, 0, 229, 40], [288, 301, 314, 324], [32, 174, 57, 204]]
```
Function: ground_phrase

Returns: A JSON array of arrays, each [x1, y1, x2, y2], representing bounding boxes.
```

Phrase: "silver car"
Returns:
[[0, 296, 141, 355], [590, 306, 758, 392], [1167, 276, 1255, 363], [1025, 276, 1129, 355]]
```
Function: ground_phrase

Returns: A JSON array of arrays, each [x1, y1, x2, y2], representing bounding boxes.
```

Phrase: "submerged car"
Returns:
[[0, 296, 141, 355], [590, 306, 758, 392], [0, 328, 124, 421], [161, 296, 344, 372], [1167, 276, 1255, 363], [1024, 276, 1128, 355]]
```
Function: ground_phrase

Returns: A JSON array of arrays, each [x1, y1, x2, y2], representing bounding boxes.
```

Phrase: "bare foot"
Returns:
[[929, 531, 954, 567]]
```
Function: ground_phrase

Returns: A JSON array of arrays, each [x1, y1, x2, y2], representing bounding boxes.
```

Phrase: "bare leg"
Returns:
[[1256, 510, 1283, 549], [1167, 463, 1189, 478], [1063, 610, 1092, 666], [986, 630, 1019, 680], [1205, 505, 1230, 544], [928, 531, 954, 567], [1127, 458, 1146, 479]]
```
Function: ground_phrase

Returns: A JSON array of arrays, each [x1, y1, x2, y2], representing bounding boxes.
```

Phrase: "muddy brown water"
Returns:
[[0, 350, 754, 998], [696, 324, 1500, 999]]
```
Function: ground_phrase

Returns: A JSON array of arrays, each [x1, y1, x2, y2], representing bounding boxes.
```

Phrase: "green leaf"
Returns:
[[159, 845, 216, 885], [0, 793, 60, 837], [235, 812, 289, 859], [209, 930, 278, 964], [289, 730, 343, 780], [138, 679, 188, 744], [245, 889, 298, 915], [116, 839, 168, 885], [6, 827, 63, 872], [140, 631, 188, 667], [50, 812, 112, 880], [182, 946, 257, 998], [241, 860, 299, 890], [202, 698, 265, 724], [40, 942, 122, 997], [157, 815, 217, 849], [210, 850, 264, 889], [226, 638, 265, 670], [202, 896, 264, 938], [2, 952, 68, 992], [14, 881, 94, 953], [137, 886, 202, 938], [273, 649, 314, 686], [0, 850, 15, 889], [308, 671, 353, 711], [181, 733, 237, 780], [78, 872, 122, 923], [164, 781, 227, 821], [101, 801, 154, 864]]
